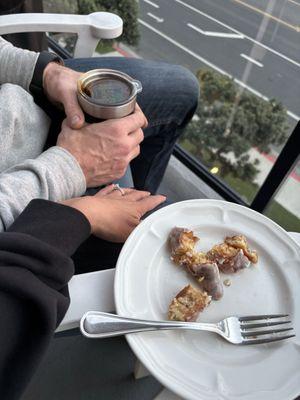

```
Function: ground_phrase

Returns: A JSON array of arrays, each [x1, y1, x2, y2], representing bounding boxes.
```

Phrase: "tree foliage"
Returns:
[[77, 0, 140, 46], [182, 69, 289, 181], [43, 0, 78, 14]]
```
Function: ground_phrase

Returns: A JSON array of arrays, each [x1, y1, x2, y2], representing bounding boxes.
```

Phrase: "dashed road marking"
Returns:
[[288, 0, 300, 6], [187, 22, 244, 38], [139, 19, 300, 121], [241, 53, 264, 67], [143, 0, 159, 8], [147, 12, 164, 23], [175, 0, 300, 69]]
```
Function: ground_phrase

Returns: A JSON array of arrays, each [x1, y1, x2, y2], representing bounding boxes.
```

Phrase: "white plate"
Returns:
[[114, 200, 300, 400]]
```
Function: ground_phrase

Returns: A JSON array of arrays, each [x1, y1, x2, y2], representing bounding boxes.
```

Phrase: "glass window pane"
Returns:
[[264, 160, 300, 233], [134, 0, 299, 203], [43, 0, 78, 56]]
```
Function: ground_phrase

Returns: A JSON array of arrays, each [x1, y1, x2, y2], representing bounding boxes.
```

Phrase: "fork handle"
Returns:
[[80, 311, 218, 338]]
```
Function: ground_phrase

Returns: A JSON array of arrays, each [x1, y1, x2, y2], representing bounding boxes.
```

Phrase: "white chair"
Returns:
[[0, 11, 123, 57]]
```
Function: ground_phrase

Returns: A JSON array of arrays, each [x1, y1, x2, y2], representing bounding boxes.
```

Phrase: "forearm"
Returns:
[[0, 36, 38, 91], [0, 199, 91, 400], [0, 147, 86, 231]]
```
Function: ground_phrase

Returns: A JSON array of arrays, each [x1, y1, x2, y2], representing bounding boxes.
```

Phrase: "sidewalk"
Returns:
[[248, 148, 300, 218]]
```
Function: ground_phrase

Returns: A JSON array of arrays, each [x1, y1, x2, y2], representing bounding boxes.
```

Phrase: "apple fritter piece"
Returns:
[[207, 243, 251, 273], [225, 235, 258, 263], [168, 227, 199, 265], [186, 262, 224, 300], [168, 284, 211, 322]]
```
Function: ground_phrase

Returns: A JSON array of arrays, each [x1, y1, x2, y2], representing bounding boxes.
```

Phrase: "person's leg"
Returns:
[[65, 57, 199, 193]]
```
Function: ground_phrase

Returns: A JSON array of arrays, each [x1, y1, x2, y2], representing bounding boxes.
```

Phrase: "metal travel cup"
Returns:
[[77, 69, 142, 121]]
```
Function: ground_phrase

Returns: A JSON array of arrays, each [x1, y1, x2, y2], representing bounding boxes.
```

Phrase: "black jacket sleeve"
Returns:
[[0, 199, 91, 400]]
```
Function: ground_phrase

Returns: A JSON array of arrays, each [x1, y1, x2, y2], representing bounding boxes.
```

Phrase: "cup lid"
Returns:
[[77, 69, 142, 107]]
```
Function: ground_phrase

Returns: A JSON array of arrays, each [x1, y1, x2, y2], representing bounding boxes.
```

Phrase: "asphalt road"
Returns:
[[133, 0, 300, 122]]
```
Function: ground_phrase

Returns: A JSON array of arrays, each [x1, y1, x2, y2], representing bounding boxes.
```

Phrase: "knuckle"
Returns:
[[115, 159, 127, 172], [138, 129, 144, 142], [119, 143, 131, 156], [126, 154, 132, 164], [136, 111, 145, 126]]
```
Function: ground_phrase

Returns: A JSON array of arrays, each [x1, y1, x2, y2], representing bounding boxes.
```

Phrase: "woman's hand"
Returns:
[[62, 185, 166, 242]]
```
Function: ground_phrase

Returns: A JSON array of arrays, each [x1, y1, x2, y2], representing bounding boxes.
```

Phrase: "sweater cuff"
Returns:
[[37, 146, 87, 200], [7, 199, 91, 256]]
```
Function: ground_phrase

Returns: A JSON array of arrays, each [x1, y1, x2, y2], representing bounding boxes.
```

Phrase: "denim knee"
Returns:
[[165, 64, 199, 126]]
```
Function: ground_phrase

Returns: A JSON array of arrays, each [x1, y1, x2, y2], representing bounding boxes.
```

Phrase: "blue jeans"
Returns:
[[42, 57, 199, 272], [65, 57, 199, 193]]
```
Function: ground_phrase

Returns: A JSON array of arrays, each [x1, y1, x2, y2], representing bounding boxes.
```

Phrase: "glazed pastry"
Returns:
[[225, 235, 258, 263], [168, 227, 199, 265], [207, 235, 257, 273], [168, 227, 223, 299], [185, 261, 224, 300], [168, 284, 211, 322]]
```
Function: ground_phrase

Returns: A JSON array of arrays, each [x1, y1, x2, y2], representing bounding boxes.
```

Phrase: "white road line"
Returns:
[[286, 110, 300, 120], [147, 12, 164, 23], [188, 23, 244, 38], [175, 0, 300, 69], [288, 0, 300, 6], [143, 0, 159, 8], [139, 19, 300, 121], [139, 18, 230, 76], [241, 53, 264, 67]]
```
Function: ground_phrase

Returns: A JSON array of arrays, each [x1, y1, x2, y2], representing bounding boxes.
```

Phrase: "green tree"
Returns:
[[77, 0, 140, 46], [43, 0, 78, 14], [182, 69, 289, 181]]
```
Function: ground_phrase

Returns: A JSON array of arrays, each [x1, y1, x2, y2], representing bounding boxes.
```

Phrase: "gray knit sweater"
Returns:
[[0, 37, 86, 231]]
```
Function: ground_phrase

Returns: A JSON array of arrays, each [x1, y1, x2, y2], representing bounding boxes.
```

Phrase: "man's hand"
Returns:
[[43, 62, 85, 129], [62, 185, 166, 242], [56, 106, 147, 187]]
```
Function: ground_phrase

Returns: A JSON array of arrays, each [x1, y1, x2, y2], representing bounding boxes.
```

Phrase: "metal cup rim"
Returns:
[[77, 68, 142, 107]]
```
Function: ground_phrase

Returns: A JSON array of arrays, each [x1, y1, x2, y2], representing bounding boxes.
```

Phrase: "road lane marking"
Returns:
[[240, 53, 264, 67], [175, 0, 300, 69], [231, 0, 300, 32], [143, 0, 159, 8], [139, 19, 299, 121], [187, 22, 244, 38], [286, 110, 300, 120], [288, 0, 300, 6], [147, 12, 164, 23], [139, 18, 230, 75]]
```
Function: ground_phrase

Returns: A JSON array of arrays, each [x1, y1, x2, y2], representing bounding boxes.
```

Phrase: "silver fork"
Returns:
[[80, 311, 295, 345]]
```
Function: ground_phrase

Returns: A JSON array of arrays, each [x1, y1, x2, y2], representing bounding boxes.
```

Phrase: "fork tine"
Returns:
[[239, 314, 288, 321], [242, 327, 294, 337], [241, 320, 292, 329], [242, 334, 295, 345]]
